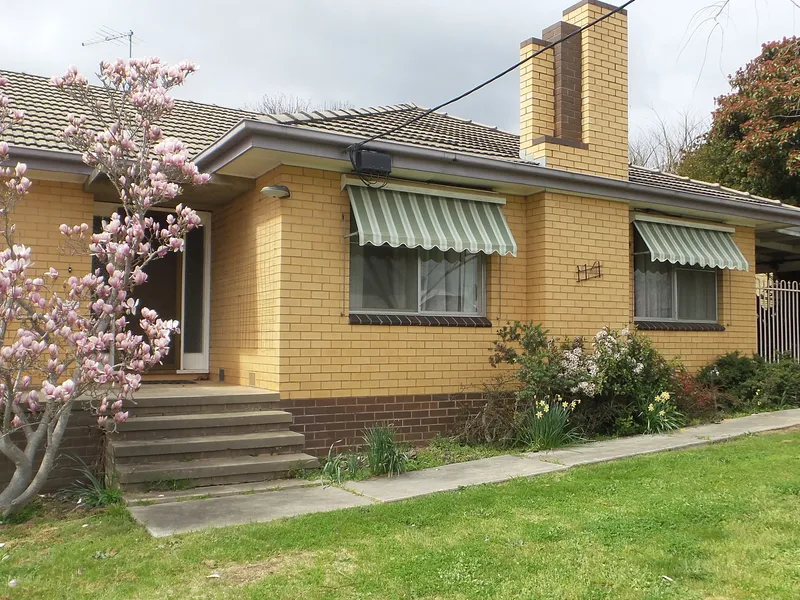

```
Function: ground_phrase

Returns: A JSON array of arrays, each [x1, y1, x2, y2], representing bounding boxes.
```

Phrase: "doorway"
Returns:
[[93, 204, 211, 373]]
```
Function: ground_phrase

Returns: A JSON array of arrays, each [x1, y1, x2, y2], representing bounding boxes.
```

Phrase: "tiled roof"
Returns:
[[627, 165, 780, 207], [258, 104, 522, 160], [0, 68, 781, 208], [0, 69, 260, 156]]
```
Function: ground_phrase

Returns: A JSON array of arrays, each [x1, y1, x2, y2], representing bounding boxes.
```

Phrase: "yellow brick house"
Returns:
[[4, 0, 800, 486]]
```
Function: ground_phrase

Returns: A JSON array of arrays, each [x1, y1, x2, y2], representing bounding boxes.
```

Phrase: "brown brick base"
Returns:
[[0, 409, 105, 493], [282, 393, 485, 455]]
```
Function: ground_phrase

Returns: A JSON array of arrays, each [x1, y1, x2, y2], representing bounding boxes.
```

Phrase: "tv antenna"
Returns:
[[82, 27, 137, 58]]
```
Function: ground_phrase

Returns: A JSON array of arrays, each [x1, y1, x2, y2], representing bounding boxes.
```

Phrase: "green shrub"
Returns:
[[637, 391, 683, 433], [364, 424, 408, 477], [321, 443, 347, 484], [321, 444, 366, 484], [515, 397, 580, 450], [67, 458, 122, 507], [669, 369, 723, 422], [698, 352, 800, 411], [751, 358, 800, 408], [697, 352, 762, 407], [575, 327, 675, 436], [486, 323, 679, 438]]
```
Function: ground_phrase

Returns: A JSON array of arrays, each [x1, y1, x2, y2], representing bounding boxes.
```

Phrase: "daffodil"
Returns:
[[662, 392, 671, 401], [562, 401, 569, 409], [648, 403, 655, 412], [658, 410, 665, 416], [543, 404, 550, 413], [536, 411, 543, 419]]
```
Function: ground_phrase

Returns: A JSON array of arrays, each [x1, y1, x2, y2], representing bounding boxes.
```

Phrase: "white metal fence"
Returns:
[[757, 279, 800, 362]]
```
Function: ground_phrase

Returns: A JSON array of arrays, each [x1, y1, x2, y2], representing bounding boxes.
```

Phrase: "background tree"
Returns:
[[0, 59, 206, 517], [245, 92, 353, 114], [629, 110, 708, 173], [679, 37, 800, 203]]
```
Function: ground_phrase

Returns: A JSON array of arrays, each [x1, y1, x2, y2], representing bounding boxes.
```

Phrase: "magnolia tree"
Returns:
[[0, 58, 208, 517]]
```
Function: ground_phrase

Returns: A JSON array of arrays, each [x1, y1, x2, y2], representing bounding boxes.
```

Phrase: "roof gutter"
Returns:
[[195, 120, 800, 229], [6, 146, 92, 176]]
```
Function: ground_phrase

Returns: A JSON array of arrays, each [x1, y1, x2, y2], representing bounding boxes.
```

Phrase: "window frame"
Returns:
[[349, 241, 487, 318], [633, 245, 719, 324]]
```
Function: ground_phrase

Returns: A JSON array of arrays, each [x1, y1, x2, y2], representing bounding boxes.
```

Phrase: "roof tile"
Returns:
[[0, 69, 782, 208]]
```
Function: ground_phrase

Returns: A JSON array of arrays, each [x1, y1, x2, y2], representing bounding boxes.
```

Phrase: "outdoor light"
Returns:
[[260, 185, 291, 199]]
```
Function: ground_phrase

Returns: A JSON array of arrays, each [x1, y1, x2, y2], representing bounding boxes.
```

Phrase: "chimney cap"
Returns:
[[562, 0, 627, 17]]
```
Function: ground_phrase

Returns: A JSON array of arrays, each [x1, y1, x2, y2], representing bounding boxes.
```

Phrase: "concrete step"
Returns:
[[110, 431, 306, 464], [113, 410, 293, 440], [124, 478, 322, 506], [127, 384, 280, 416], [117, 452, 320, 491]]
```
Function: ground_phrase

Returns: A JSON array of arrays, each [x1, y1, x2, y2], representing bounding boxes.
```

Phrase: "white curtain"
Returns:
[[634, 255, 673, 319], [420, 249, 480, 314], [677, 269, 717, 321]]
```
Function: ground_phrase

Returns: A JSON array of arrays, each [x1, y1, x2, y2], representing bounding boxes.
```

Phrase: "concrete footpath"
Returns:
[[128, 408, 800, 537]]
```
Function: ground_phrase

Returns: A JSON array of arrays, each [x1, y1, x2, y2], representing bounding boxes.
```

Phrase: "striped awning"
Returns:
[[347, 186, 517, 256], [634, 220, 749, 271]]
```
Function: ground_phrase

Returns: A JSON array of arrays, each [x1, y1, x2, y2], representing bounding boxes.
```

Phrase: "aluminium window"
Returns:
[[633, 231, 718, 322], [349, 238, 485, 317]]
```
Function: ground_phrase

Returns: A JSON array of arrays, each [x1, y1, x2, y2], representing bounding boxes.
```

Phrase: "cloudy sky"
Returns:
[[3, 0, 799, 139]]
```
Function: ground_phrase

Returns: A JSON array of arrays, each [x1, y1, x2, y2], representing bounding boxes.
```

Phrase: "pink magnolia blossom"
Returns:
[[0, 58, 207, 517]]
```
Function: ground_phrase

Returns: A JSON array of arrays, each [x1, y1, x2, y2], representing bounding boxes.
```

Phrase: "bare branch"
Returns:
[[244, 92, 354, 115], [629, 109, 709, 173]]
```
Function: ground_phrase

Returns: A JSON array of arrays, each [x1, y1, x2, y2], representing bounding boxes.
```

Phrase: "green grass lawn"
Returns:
[[1, 430, 799, 599]]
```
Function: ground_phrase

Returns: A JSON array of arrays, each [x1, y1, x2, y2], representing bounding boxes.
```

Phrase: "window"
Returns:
[[350, 240, 485, 316], [634, 231, 718, 322]]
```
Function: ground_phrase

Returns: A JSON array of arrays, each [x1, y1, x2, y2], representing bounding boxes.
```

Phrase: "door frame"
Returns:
[[178, 210, 211, 373], [93, 203, 212, 373]]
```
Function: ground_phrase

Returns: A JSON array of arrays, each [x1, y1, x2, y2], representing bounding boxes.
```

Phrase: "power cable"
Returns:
[[346, 0, 637, 161]]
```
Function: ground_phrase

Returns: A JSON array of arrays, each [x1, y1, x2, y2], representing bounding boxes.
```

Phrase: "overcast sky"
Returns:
[[3, 0, 799, 139]]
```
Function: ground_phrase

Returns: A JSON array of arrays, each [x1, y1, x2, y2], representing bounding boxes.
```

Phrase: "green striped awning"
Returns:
[[347, 186, 517, 256], [634, 220, 749, 271]]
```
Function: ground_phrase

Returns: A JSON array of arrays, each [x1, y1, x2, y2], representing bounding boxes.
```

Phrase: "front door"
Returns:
[[132, 249, 182, 370], [94, 205, 211, 373]]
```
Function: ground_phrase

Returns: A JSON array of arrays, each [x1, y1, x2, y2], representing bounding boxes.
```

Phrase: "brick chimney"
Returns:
[[519, 0, 628, 180]]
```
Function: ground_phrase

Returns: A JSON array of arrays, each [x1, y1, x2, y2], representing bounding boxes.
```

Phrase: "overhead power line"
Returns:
[[346, 0, 637, 153]]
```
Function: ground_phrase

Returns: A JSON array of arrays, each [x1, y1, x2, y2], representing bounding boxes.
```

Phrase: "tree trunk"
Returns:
[[0, 402, 73, 518]]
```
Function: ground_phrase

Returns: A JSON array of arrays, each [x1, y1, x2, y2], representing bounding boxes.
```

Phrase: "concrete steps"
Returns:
[[127, 389, 279, 416], [111, 431, 307, 464], [114, 410, 293, 440], [107, 384, 318, 491], [117, 453, 319, 491]]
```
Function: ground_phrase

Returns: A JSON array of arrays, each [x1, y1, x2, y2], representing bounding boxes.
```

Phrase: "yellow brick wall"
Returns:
[[209, 168, 284, 390], [208, 169, 758, 395], [519, 42, 555, 156], [274, 167, 528, 400], [519, 3, 629, 180], [527, 191, 631, 335], [14, 179, 93, 280], [634, 224, 757, 371]]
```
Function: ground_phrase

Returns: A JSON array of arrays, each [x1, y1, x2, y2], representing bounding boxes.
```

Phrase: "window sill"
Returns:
[[349, 313, 492, 327], [635, 321, 726, 332]]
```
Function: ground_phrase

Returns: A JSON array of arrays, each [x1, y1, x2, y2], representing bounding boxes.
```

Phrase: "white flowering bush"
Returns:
[[488, 323, 680, 439]]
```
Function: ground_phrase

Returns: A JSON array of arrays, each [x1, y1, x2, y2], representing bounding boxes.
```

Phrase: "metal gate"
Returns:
[[757, 279, 800, 361]]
